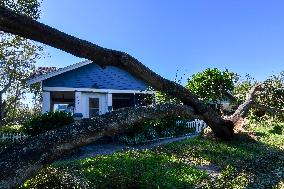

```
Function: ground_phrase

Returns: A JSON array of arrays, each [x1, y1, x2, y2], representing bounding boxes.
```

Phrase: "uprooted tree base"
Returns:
[[0, 6, 273, 188]]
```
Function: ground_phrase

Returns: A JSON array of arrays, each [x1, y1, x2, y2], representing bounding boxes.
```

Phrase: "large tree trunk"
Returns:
[[0, 5, 234, 139], [0, 104, 198, 189]]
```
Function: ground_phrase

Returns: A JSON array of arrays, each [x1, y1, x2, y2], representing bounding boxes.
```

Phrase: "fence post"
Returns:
[[196, 122, 200, 133]]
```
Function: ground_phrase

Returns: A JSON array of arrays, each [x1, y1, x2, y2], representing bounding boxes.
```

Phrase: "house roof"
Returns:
[[30, 67, 57, 79], [27, 60, 91, 85], [28, 60, 149, 91]]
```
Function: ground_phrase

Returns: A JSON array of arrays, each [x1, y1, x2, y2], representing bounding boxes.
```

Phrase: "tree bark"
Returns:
[[0, 5, 234, 139], [0, 104, 198, 189], [229, 84, 263, 123], [0, 77, 13, 125]]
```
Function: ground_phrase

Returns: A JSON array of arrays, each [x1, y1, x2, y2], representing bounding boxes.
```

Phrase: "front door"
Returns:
[[85, 93, 107, 118], [89, 98, 100, 117]]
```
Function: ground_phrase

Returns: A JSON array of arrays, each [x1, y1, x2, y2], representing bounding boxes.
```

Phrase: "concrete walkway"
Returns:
[[61, 133, 198, 162]]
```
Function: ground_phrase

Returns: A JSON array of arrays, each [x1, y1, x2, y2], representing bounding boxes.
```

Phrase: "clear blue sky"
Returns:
[[37, 0, 284, 84]]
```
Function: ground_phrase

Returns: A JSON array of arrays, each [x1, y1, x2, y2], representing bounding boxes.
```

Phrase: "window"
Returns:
[[112, 93, 134, 110], [89, 98, 99, 117], [53, 103, 74, 114]]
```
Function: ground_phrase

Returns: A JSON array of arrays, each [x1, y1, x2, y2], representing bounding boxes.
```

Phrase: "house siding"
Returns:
[[42, 63, 148, 90]]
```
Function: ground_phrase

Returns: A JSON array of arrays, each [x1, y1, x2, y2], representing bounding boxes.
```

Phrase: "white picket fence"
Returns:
[[0, 133, 29, 143], [176, 119, 208, 133]]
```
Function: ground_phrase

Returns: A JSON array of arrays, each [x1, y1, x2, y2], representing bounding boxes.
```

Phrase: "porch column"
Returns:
[[75, 91, 82, 114], [42, 91, 51, 113], [107, 93, 112, 112]]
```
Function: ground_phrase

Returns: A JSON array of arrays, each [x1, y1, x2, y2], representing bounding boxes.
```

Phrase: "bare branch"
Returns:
[[229, 84, 263, 122]]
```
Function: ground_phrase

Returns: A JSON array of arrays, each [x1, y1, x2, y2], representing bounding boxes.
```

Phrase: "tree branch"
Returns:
[[229, 84, 263, 122], [0, 104, 198, 189]]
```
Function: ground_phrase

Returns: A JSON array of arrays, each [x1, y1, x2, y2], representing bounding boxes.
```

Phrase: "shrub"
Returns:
[[145, 127, 159, 140], [117, 117, 196, 145], [270, 124, 283, 135], [23, 111, 74, 136], [0, 124, 24, 134]]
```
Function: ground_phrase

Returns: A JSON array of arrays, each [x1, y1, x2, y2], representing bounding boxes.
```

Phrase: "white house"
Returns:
[[28, 60, 154, 118]]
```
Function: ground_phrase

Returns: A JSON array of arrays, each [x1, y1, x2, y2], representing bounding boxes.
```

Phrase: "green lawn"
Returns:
[[22, 117, 284, 189]]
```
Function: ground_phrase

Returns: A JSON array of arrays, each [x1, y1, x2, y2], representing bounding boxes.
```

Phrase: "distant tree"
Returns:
[[257, 72, 284, 110], [233, 73, 284, 118], [0, 0, 41, 19], [186, 68, 236, 103], [3, 96, 37, 125], [0, 0, 42, 124], [233, 74, 257, 103]]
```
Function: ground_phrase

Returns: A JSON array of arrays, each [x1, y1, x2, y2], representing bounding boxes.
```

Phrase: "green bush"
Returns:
[[270, 124, 283, 135], [117, 117, 195, 145], [0, 124, 24, 134], [23, 111, 74, 136]]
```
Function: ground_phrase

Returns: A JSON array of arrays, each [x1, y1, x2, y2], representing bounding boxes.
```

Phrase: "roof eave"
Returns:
[[27, 60, 91, 85]]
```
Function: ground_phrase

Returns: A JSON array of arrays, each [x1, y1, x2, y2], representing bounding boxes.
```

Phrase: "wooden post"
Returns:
[[75, 91, 82, 114], [42, 91, 51, 113], [107, 93, 113, 112]]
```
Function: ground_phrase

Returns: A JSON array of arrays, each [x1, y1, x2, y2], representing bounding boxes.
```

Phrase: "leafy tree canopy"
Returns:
[[0, 0, 41, 19], [233, 74, 257, 103], [186, 68, 236, 103], [0, 0, 42, 124], [257, 72, 284, 109]]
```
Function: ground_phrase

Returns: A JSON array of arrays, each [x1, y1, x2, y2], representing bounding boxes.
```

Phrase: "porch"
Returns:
[[42, 90, 154, 118]]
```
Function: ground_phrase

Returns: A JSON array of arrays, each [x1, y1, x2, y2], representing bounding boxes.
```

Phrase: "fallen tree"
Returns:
[[0, 5, 268, 188], [0, 104, 198, 188], [0, 5, 234, 140], [228, 84, 263, 122]]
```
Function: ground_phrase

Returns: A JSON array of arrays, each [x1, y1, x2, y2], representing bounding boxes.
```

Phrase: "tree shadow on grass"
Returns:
[[154, 133, 284, 188]]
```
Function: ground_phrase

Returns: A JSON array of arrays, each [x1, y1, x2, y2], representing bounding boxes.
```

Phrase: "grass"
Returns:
[[22, 150, 208, 188], [22, 116, 284, 188]]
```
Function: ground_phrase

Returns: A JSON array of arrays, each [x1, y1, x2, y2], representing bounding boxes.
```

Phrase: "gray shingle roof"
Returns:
[[42, 62, 148, 90]]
